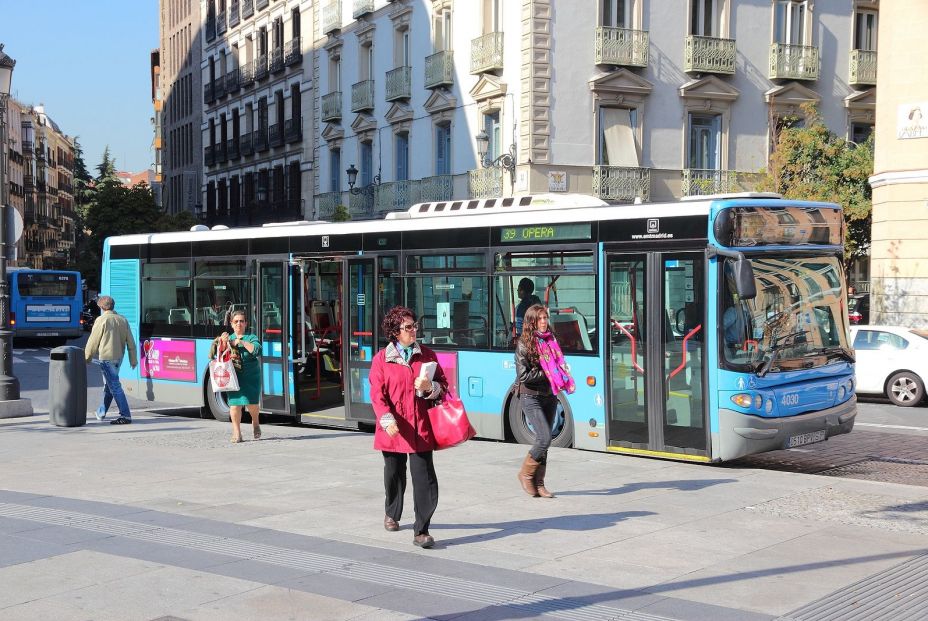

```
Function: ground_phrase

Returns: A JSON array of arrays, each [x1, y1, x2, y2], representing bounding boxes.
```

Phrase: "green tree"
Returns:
[[331, 204, 350, 222], [95, 145, 118, 183], [758, 103, 873, 272], [69, 139, 96, 271]]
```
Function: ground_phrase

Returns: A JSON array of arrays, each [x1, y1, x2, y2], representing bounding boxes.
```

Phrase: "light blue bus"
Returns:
[[8, 269, 83, 345], [100, 193, 855, 462]]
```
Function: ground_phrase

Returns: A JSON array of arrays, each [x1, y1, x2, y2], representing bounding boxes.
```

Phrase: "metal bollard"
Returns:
[[48, 346, 87, 427]]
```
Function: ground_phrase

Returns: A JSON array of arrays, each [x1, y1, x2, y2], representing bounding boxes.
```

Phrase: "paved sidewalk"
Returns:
[[1, 412, 927, 621]]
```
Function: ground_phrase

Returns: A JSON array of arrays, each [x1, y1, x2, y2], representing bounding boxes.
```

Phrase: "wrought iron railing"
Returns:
[[240, 62, 255, 85], [254, 128, 269, 152], [375, 181, 415, 213], [468, 167, 503, 199], [322, 1, 341, 34], [471, 31, 504, 74], [285, 37, 302, 66], [215, 76, 227, 99], [424, 50, 454, 89], [225, 69, 240, 93], [684, 35, 736, 74], [769, 43, 820, 81], [228, 138, 240, 160], [285, 118, 302, 143], [417, 175, 454, 202], [849, 49, 877, 86], [385, 66, 411, 101], [593, 166, 650, 202], [241, 0, 254, 19], [269, 123, 284, 148], [204, 81, 215, 103], [682, 169, 736, 197], [349, 191, 375, 218], [316, 192, 342, 219], [322, 91, 342, 122], [205, 145, 216, 166], [351, 80, 375, 112], [217, 11, 227, 34], [270, 48, 284, 73], [594, 27, 649, 67], [240, 132, 254, 156], [255, 54, 268, 80], [229, 0, 240, 26]]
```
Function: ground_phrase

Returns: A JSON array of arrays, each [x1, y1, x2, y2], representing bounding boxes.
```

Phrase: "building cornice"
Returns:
[[869, 170, 928, 188]]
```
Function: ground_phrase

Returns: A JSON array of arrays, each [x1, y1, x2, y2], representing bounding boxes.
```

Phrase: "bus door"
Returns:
[[606, 251, 707, 458], [257, 260, 291, 414], [345, 257, 376, 423], [293, 258, 344, 411]]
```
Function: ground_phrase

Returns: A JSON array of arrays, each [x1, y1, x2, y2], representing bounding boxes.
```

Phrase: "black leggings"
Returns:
[[383, 451, 439, 536], [521, 393, 558, 462]]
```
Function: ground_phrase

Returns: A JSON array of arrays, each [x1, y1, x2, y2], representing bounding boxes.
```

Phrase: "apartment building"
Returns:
[[312, 0, 878, 220], [159, 0, 204, 215], [200, 0, 310, 225], [17, 105, 76, 269], [4, 97, 26, 266], [869, 0, 928, 327]]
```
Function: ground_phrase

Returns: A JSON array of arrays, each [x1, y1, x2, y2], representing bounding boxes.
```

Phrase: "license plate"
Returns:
[[787, 430, 827, 448], [36, 332, 56, 337]]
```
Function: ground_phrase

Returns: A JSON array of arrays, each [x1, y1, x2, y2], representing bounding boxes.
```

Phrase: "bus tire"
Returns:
[[506, 389, 574, 449], [204, 382, 232, 422]]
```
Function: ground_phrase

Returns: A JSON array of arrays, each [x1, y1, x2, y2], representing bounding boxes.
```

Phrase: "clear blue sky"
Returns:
[[2, 0, 159, 173]]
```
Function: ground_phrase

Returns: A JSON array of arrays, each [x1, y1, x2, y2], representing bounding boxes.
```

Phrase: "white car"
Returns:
[[850, 325, 928, 407]]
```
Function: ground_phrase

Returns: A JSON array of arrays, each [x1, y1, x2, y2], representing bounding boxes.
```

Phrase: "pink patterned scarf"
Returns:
[[535, 331, 575, 395]]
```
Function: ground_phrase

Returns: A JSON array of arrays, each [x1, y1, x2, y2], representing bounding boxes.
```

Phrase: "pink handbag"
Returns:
[[427, 391, 476, 450]]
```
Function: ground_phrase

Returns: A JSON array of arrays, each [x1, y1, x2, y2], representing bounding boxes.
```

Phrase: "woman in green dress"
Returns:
[[209, 310, 262, 443]]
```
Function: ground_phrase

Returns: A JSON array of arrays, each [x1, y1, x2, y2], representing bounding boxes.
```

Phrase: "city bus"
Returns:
[[8, 269, 84, 345], [100, 193, 856, 462]]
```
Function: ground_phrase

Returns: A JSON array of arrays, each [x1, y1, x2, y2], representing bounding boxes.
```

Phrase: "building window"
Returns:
[[433, 6, 453, 51], [329, 57, 341, 91], [774, 0, 808, 45], [690, 0, 720, 37], [482, 0, 502, 33], [851, 122, 873, 145], [436, 123, 451, 175], [598, 107, 640, 167], [854, 10, 877, 51], [602, 0, 631, 28], [360, 141, 373, 186], [396, 132, 409, 181], [330, 148, 341, 192], [484, 112, 501, 161], [688, 113, 721, 170]]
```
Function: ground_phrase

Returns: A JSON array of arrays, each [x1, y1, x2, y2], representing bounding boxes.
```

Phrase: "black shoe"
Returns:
[[110, 417, 132, 425], [384, 515, 399, 532], [413, 534, 434, 548]]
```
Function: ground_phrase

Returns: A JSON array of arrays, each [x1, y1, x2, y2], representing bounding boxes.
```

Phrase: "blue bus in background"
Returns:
[[9, 269, 84, 345], [99, 193, 856, 462]]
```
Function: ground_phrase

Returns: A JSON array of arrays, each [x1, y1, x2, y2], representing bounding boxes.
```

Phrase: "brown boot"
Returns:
[[535, 462, 555, 498], [517, 454, 540, 497]]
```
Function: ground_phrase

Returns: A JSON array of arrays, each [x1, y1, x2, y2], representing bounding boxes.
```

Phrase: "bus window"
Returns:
[[192, 260, 251, 337], [377, 256, 402, 348], [141, 261, 192, 337], [405, 275, 488, 348]]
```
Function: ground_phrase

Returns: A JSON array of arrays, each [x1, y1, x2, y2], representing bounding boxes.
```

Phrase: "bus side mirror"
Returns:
[[732, 257, 757, 300]]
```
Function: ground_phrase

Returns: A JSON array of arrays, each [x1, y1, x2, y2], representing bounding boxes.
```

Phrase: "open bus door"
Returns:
[[344, 256, 376, 424], [257, 260, 292, 415]]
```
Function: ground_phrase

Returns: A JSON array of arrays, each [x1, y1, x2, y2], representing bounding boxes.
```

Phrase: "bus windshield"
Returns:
[[16, 272, 79, 297], [720, 255, 851, 374]]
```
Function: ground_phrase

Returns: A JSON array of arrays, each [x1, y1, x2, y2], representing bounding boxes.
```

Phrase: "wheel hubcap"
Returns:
[[892, 379, 916, 402]]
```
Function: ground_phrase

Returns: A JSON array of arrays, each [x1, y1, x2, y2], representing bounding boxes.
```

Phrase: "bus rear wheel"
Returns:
[[506, 389, 574, 449], [203, 382, 232, 422]]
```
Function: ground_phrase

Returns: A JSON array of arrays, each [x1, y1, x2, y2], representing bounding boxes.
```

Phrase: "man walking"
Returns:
[[84, 295, 138, 425]]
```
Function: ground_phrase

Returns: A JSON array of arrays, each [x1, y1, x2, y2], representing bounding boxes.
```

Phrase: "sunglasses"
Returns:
[[400, 322, 419, 332]]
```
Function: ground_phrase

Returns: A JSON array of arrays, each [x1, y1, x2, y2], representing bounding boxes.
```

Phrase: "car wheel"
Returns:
[[507, 389, 574, 448], [886, 371, 925, 407], [203, 381, 232, 422]]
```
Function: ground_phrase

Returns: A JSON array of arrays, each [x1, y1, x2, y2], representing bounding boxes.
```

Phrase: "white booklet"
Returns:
[[417, 361, 437, 397]]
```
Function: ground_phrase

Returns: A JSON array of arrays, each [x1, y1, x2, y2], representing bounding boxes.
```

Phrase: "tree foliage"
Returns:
[[758, 103, 873, 271]]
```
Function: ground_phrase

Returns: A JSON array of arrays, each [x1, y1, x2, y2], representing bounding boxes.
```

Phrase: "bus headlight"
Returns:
[[838, 386, 846, 399], [765, 398, 774, 414], [731, 394, 753, 408], [754, 394, 763, 409]]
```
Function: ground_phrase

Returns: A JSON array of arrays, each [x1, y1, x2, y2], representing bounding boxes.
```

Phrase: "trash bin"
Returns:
[[49, 346, 87, 427]]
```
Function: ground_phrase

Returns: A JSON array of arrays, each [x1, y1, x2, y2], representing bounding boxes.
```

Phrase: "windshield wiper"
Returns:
[[754, 330, 809, 377], [803, 346, 855, 364]]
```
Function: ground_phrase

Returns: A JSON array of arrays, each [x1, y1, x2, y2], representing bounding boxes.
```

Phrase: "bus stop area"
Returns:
[[1, 411, 926, 621]]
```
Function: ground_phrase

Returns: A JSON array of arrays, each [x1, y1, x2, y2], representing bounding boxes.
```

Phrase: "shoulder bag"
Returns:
[[427, 390, 476, 450]]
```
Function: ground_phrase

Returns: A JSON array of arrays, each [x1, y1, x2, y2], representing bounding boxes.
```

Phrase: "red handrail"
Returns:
[[616, 322, 644, 373], [669, 325, 703, 379]]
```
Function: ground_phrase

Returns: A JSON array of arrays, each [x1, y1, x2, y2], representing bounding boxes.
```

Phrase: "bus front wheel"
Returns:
[[203, 382, 232, 422], [506, 389, 574, 449]]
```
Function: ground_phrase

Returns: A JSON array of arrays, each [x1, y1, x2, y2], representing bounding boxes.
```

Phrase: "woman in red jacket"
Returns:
[[369, 306, 448, 548]]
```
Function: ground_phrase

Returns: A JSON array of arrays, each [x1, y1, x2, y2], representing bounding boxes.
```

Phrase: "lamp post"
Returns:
[[475, 130, 516, 191], [345, 163, 380, 196], [0, 44, 21, 403]]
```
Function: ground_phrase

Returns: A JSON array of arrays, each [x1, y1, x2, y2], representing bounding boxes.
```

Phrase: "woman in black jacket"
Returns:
[[514, 304, 574, 498]]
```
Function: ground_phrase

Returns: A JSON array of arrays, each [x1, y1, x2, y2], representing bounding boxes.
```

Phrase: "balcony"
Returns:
[[22, 140, 33, 154], [270, 48, 284, 73], [682, 169, 736, 197], [385, 66, 411, 101], [417, 175, 454, 202], [24, 174, 35, 190], [214, 76, 226, 99], [256, 0, 269, 9], [225, 69, 240, 93], [593, 166, 651, 202], [322, 91, 342, 122], [240, 62, 255, 86], [316, 191, 342, 219], [217, 11, 227, 34], [349, 191, 375, 218], [228, 138, 240, 160], [206, 16, 216, 41], [254, 128, 269, 152], [351, 80, 375, 112], [218, 142, 228, 163], [269, 123, 284, 148], [594, 27, 649, 68], [285, 37, 302, 66], [849, 49, 877, 86], [241, 0, 254, 19], [285, 118, 302, 143], [229, 0, 240, 26], [376, 181, 415, 213], [684, 35, 736, 75], [471, 32, 504, 74], [322, 1, 341, 35], [240, 132, 254, 156], [353, 0, 374, 18], [469, 167, 503, 199], [425, 50, 454, 89], [254, 55, 268, 80], [205, 145, 216, 166], [769, 43, 820, 81]]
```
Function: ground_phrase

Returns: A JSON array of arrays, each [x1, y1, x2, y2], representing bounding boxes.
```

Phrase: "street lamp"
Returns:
[[475, 130, 516, 190], [0, 44, 20, 402], [345, 163, 380, 196]]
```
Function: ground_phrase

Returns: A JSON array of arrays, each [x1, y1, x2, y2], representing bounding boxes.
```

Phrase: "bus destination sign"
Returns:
[[499, 223, 592, 244]]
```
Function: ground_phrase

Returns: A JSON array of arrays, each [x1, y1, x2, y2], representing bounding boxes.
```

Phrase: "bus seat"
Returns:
[[263, 310, 281, 328], [550, 310, 592, 351], [311, 300, 335, 332], [144, 308, 167, 323], [169, 308, 191, 325]]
